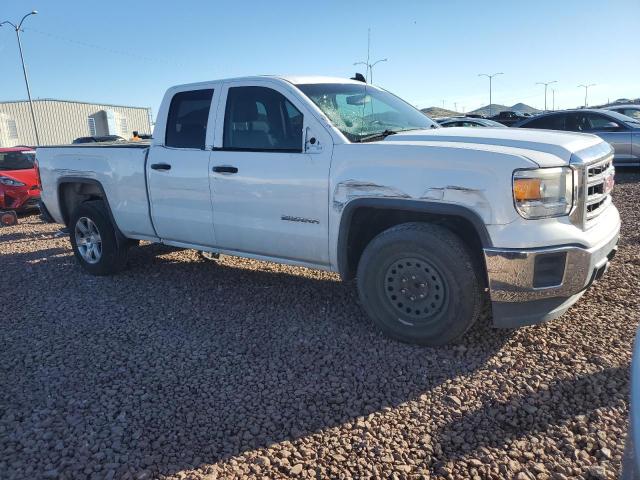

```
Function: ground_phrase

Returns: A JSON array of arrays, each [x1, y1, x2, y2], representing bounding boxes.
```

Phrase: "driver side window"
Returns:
[[223, 86, 303, 152], [583, 113, 619, 130]]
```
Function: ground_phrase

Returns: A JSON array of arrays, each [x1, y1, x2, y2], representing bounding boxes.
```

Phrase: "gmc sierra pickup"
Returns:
[[37, 75, 620, 345]]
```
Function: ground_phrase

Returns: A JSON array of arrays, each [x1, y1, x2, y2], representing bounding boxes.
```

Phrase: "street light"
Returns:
[[354, 58, 387, 84], [1, 10, 40, 146], [551, 88, 556, 111], [536, 80, 557, 112], [478, 72, 503, 117], [353, 27, 387, 84], [578, 84, 596, 108]]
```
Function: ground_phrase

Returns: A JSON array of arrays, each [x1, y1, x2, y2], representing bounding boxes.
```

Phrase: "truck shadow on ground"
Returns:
[[1, 240, 612, 479], [431, 365, 628, 475]]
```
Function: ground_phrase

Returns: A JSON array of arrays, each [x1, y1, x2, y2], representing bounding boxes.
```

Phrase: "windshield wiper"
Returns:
[[357, 129, 399, 143]]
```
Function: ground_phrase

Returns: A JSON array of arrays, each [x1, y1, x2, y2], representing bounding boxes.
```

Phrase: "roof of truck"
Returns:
[[276, 75, 364, 85], [170, 75, 365, 91]]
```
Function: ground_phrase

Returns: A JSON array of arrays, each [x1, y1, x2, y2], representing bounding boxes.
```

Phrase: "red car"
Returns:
[[0, 147, 40, 211]]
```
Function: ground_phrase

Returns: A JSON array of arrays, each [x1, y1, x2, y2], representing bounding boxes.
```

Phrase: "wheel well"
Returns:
[[58, 181, 105, 226], [342, 206, 488, 283]]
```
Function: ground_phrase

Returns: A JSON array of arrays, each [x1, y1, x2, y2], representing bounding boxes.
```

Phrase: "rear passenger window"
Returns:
[[223, 86, 303, 152], [165, 89, 214, 149]]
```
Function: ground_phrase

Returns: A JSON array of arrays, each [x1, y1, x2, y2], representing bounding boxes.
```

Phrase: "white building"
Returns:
[[0, 99, 152, 147]]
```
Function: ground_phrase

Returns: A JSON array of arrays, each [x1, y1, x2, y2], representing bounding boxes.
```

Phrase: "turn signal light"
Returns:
[[513, 178, 542, 201]]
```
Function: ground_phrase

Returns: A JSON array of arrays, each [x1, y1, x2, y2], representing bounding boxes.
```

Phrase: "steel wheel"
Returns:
[[74, 217, 103, 264], [383, 256, 447, 324]]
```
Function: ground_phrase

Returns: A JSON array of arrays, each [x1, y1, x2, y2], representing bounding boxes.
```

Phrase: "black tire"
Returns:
[[356, 222, 483, 346], [69, 200, 128, 276]]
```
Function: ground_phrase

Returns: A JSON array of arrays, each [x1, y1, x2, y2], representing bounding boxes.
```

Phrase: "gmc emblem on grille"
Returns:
[[604, 173, 615, 194]]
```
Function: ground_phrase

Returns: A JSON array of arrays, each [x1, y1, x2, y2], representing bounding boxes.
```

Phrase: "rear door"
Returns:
[[147, 87, 218, 245], [208, 80, 333, 265]]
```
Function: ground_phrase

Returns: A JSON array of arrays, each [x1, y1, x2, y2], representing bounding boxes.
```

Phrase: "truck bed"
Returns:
[[37, 144, 157, 240]]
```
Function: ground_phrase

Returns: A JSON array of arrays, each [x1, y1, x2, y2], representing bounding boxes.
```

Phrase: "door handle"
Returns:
[[212, 165, 238, 174], [150, 163, 172, 171]]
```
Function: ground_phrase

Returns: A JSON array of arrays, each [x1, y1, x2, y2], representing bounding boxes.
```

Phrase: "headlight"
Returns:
[[513, 167, 573, 219], [0, 176, 26, 187]]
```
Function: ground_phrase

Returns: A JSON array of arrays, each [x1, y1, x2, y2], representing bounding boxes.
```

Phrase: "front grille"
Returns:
[[569, 144, 615, 229], [585, 156, 614, 222]]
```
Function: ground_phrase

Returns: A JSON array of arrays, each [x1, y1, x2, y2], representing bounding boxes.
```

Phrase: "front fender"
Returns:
[[335, 197, 493, 279]]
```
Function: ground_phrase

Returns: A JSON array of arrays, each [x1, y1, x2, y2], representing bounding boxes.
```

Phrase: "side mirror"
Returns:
[[599, 122, 621, 131], [304, 126, 323, 153]]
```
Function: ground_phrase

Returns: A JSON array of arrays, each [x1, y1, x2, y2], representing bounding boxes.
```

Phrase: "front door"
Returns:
[[579, 112, 634, 162], [147, 88, 217, 245], [209, 82, 332, 265]]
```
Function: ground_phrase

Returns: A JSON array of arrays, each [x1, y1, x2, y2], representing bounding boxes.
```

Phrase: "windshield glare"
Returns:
[[0, 151, 35, 171], [296, 83, 438, 142]]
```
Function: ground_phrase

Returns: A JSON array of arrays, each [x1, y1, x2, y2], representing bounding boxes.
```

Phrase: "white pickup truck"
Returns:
[[37, 75, 620, 345]]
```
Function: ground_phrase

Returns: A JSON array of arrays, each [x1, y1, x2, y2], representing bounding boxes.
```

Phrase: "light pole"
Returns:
[[478, 72, 503, 117], [551, 88, 555, 111], [578, 84, 596, 108], [353, 28, 387, 83], [536, 80, 557, 112], [1, 11, 40, 146]]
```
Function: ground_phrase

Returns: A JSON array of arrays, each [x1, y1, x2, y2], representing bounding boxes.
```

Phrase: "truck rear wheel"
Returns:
[[69, 200, 128, 276], [356, 222, 483, 346]]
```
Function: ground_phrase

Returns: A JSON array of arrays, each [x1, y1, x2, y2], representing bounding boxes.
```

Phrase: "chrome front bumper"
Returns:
[[484, 225, 620, 327]]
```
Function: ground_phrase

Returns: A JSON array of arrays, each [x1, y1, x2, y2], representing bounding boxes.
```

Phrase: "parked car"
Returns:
[[72, 135, 126, 144], [438, 117, 507, 128], [37, 75, 619, 346], [489, 111, 530, 126], [514, 109, 640, 166], [603, 104, 640, 121], [0, 147, 40, 211]]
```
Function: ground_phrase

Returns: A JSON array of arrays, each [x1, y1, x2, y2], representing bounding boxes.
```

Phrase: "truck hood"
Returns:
[[383, 127, 604, 167]]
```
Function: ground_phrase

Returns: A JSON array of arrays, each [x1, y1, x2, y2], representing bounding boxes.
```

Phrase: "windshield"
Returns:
[[0, 151, 35, 171], [296, 83, 438, 142], [625, 110, 640, 120], [605, 110, 640, 128]]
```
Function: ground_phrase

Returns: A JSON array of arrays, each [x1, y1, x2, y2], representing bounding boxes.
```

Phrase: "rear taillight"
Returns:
[[34, 158, 42, 189]]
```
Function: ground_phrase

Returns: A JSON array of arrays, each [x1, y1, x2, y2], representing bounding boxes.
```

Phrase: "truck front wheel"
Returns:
[[356, 222, 483, 346], [69, 200, 128, 276]]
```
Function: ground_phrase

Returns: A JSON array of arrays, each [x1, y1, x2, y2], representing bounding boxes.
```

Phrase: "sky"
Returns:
[[1, 0, 639, 118]]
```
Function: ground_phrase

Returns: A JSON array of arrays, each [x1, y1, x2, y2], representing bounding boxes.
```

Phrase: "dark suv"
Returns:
[[72, 135, 126, 144], [489, 111, 529, 126]]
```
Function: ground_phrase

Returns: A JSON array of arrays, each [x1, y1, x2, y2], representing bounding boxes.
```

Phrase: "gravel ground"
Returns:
[[1, 170, 638, 480]]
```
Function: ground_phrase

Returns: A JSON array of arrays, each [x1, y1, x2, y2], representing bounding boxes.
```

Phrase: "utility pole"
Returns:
[[353, 28, 387, 84], [536, 81, 557, 112], [1, 11, 40, 145], [478, 72, 503, 117], [578, 84, 596, 108]]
